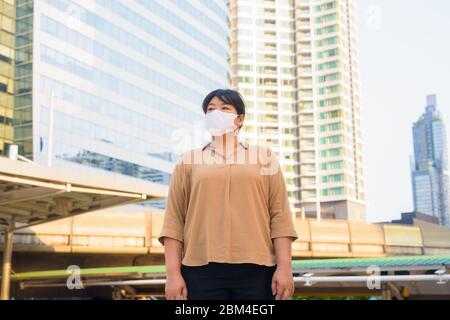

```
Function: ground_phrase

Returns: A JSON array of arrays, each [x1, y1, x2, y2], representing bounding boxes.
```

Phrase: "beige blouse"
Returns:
[[158, 140, 299, 267]]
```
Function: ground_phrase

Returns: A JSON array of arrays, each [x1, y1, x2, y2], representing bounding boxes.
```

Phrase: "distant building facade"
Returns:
[[391, 211, 440, 226], [411, 94, 450, 227]]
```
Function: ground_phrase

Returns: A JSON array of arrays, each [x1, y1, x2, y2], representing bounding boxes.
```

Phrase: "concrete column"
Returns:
[[1, 216, 15, 300]]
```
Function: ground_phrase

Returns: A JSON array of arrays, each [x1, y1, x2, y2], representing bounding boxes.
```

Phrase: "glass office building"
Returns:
[[0, 0, 15, 156], [9, 0, 230, 195], [411, 95, 450, 227]]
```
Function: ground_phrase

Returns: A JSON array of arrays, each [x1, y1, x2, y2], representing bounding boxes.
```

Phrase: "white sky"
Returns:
[[356, 0, 450, 222]]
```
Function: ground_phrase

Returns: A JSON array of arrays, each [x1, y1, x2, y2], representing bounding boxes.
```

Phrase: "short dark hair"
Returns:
[[202, 89, 246, 116]]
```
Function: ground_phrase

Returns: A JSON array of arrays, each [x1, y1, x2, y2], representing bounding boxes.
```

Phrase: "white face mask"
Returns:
[[205, 109, 239, 136]]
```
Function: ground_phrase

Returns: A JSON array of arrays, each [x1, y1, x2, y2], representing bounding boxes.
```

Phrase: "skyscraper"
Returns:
[[411, 94, 450, 227], [6, 1, 230, 192], [230, 0, 366, 221]]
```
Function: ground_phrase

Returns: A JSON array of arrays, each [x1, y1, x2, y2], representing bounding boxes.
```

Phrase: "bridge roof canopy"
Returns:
[[0, 156, 168, 231]]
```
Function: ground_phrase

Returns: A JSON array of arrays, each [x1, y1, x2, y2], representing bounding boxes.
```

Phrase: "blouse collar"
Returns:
[[202, 140, 248, 151]]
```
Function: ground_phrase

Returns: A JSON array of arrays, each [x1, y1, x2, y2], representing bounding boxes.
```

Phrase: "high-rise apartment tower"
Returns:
[[230, 0, 366, 221]]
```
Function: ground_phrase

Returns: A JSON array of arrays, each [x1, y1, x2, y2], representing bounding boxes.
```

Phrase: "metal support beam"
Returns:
[[1, 216, 15, 300], [387, 282, 404, 300], [19, 273, 450, 289], [381, 283, 392, 300]]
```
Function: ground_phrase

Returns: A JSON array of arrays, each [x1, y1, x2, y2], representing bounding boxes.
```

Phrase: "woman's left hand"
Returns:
[[271, 265, 295, 300]]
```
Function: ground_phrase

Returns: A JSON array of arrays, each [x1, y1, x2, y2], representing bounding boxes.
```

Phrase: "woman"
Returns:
[[158, 89, 298, 300]]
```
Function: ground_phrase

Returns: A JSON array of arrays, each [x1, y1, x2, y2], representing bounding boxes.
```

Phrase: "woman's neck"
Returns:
[[211, 131, 239, 154]]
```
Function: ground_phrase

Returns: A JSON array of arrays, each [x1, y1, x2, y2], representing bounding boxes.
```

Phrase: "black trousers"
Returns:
[[180, 262, 277, 300]]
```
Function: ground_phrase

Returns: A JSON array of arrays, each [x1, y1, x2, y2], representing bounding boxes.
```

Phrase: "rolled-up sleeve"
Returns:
[[267, 149, 299, 242], [158, 158, 187, 246]]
